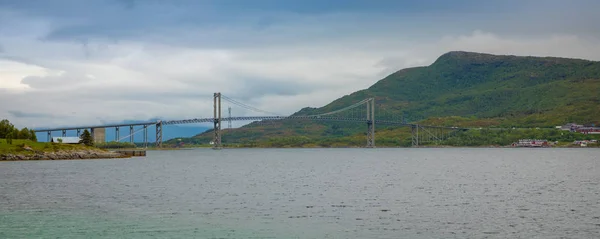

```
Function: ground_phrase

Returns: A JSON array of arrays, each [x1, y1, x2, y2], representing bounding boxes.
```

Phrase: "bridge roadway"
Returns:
[[33, 115, 478, 148], [33, 116, 469, 132]]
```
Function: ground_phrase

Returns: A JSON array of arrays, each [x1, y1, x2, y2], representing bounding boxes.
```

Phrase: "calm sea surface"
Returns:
[[1, 148, 599, 238]]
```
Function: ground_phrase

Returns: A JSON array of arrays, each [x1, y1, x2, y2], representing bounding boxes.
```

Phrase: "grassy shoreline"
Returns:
[[1, 139, 92, 154], [0, 139, 130, 161]]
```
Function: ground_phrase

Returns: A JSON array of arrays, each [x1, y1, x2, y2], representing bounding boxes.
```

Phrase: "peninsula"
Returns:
[[0, 120, 128, 161]]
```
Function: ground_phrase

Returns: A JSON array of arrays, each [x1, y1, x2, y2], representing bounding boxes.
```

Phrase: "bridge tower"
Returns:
[[366, 98, 375, 148], [155, 121, 163, 148], [228, 107, 232, 129], [411, 124, 419, 147], [143, 125, 149, 148], [213, 92, 222, 149]]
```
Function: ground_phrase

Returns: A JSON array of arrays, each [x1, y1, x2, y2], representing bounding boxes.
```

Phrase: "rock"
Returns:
[[1, 149, 129, 161], [47, 153, 57, 160], [1, 154, 18, 161]]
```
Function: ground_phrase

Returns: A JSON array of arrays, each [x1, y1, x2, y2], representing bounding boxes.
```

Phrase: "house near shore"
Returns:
[[511, 139, 549, 147], [574, 140, 598, 147], [575, 127, 600, 134], [51, 137, 81, 144], [558, 123, 583, 131], [557, 123, 600, 134]]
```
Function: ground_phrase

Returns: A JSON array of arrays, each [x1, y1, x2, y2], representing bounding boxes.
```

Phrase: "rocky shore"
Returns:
[[1, 150, 129, 161]]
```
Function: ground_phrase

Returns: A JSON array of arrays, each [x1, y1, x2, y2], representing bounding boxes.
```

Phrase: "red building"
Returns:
[[576, 127, 600, 134]]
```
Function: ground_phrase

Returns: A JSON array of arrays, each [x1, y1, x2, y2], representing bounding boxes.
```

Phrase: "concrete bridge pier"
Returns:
[[143, 125, 148, 148], [91, 128, 106, 144], [366, 98, 375, 148], [155, 121, 163, 148], [129, 126, 134, 144], [213, 92, 222, 149]]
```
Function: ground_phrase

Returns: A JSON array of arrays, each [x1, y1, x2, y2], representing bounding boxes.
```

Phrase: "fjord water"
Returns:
[[1, 148, 599, 238]]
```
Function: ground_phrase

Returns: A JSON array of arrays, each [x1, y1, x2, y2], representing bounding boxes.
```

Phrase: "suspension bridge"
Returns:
[[33, 93, 468, 148]]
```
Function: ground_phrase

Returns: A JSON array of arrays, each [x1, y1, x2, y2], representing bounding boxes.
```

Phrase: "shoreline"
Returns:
[[172, 145, 598, 149], [1, 149, 130, 161], [3, 145, 596, 161]]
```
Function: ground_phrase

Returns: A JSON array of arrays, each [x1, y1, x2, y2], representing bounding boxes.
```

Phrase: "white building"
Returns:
[[51, 137, 81, 144]]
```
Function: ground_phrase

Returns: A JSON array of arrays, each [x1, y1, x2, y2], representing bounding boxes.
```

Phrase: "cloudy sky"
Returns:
[[1, 0, 600, 129]]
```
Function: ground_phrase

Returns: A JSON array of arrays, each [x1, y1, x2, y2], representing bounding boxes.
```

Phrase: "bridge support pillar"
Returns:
[[228, 107, 232, 129], [77, 129, 81, 137], [61, 130, 67, 137], [129, 125, 134, 144], [366, 98, 375, 148], [156, 121, 163, 148], [115, 127, 120, 142], [213, 92, 222, 149], [47, 131, 51, 142], [143, 125, 148, 148], [411, 125, 419, 147]]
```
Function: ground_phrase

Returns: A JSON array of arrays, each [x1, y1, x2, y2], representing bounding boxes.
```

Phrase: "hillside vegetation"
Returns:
[[303, 51, 600, 126], [172, 51, 600, 146]]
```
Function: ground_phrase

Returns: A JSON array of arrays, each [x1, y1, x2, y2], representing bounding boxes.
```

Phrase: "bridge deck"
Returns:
[[34, 116, 468, 132]]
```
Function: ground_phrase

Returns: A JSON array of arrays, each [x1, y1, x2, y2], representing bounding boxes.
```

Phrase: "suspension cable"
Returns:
[[305, 98, 370, 117], [221, 95, 283, 116], [221, 94, 371, 119]]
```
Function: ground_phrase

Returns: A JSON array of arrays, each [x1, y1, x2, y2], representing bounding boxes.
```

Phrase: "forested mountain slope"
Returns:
[[176, 51, 600, 146]]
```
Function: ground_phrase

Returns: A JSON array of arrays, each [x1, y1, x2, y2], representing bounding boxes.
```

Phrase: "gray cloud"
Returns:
[[21, 71, 93, 89], [2, 1, 600, 129], [228, 76, 316, 100], [8, 110, 55, 118]]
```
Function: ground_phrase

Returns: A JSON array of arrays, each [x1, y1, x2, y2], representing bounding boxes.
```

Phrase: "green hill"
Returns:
[[171, 51, 600, 146]]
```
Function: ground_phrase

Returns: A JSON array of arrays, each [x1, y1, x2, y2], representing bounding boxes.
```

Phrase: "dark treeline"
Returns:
[[0, 119, 37, 142], [200, 128, 599, 148]]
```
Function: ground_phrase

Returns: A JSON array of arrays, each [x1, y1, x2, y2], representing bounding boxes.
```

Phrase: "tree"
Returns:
[[6, 132, 13, 145], [19, 128, 31, 140], [0, 119, 38, 142], [12, 128, 20, 140], [79, 129, 93, 146], [29, 129, 37, 142], [0, 119, 14, 139], [57, 138, 63, 143]]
